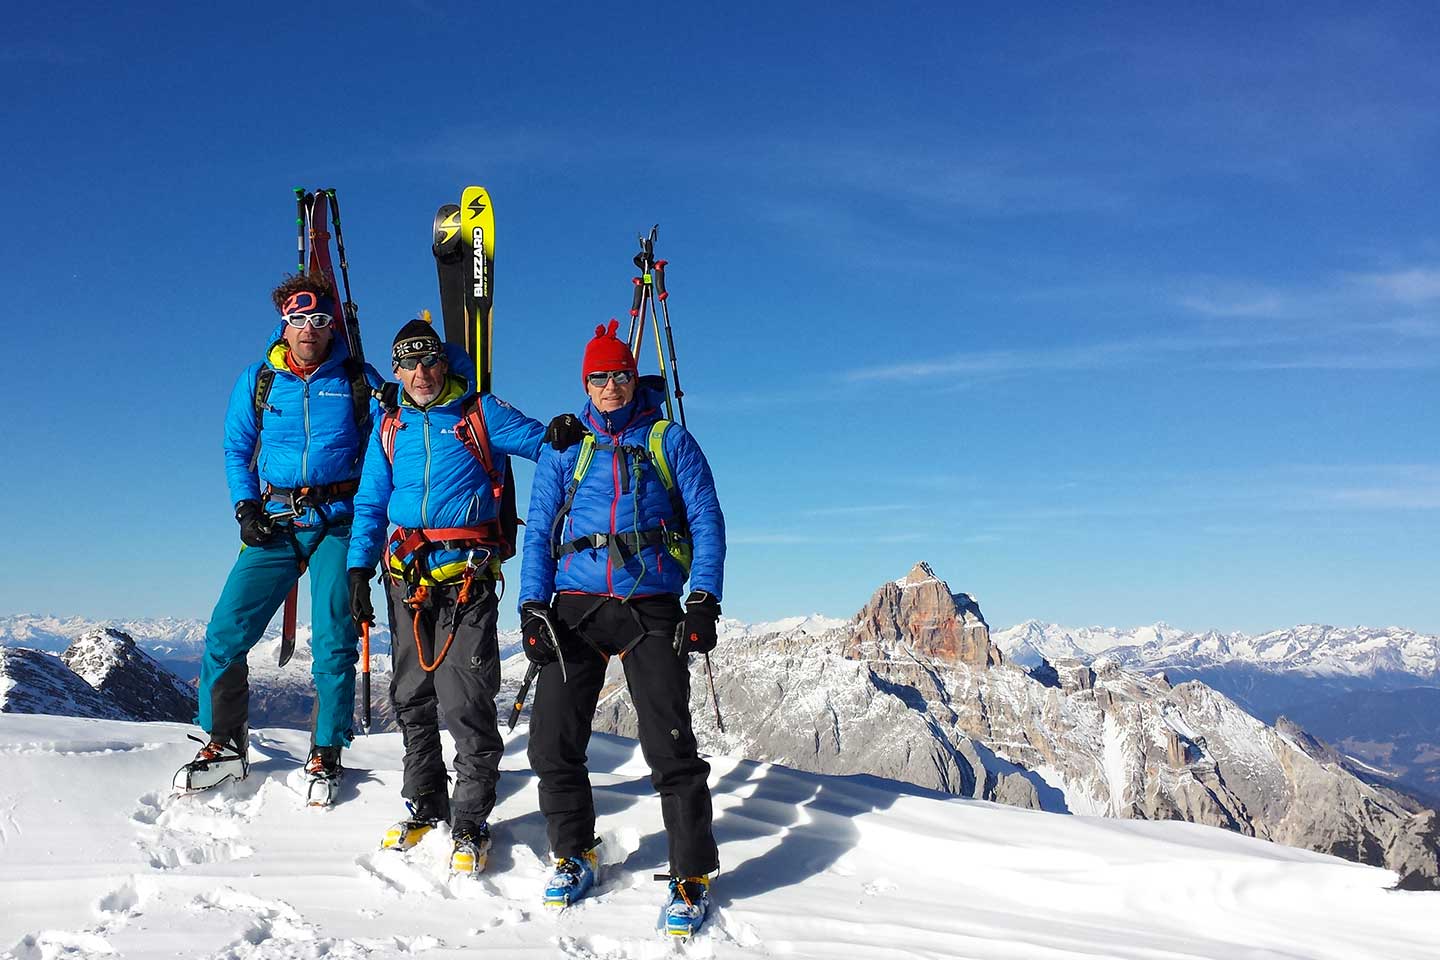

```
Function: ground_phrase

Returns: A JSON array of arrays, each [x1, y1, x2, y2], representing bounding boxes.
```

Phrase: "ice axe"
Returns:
[[507, 606, 567, 731]]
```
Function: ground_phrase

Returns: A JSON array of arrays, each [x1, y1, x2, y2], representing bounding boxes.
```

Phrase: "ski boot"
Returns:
[[380, 793, 448, 851], [172, 729, 248, 793], [449, 821, 493, 877], [304, 745, 343, 807], [658, 874, 711, 939], [542, 839, 601, 909]]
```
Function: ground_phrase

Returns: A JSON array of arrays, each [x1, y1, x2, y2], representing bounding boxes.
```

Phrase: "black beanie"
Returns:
[[392, 318, 442, 363]]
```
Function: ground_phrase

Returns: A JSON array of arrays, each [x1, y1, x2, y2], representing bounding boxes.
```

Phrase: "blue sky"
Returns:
[[2, 3, 1437, 633]]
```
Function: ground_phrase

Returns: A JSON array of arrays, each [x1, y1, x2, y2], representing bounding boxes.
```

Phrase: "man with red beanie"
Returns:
[[518, 319, 726, 937]]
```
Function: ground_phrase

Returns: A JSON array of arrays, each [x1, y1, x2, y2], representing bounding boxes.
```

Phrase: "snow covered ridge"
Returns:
[[994, 620, 1440, 679], [0, 613, 394, 660], [2, 715, 1436, 959], [597, 562, 1440, 890], [1, 628, 196, 723]]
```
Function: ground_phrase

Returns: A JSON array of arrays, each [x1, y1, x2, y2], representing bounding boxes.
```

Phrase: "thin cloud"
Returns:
[[801, 504, 915, 518], [1349, 267, 1440, 304]]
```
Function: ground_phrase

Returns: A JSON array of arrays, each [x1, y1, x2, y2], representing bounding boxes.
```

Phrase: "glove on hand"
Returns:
[[235, 500, 274, 547], [520, 601, 560, 665], [544, 413, 587, 451], [349, 568, 376, 627], [677, 590, 721, 655]]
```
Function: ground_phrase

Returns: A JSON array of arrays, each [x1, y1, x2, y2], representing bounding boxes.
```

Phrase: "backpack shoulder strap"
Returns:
[[571, 433, 598, 486], [247, 367, 277, 471], [646, 420, 675, 491], [645, 420, 689, 533], [342, 358, 372, 434], [252, 367, 276, 424], [457, 396, 502, 497], [379, 406, 403, 464]]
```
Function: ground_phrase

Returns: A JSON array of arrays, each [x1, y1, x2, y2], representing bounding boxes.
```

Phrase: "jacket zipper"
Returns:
[[421, 411, 433, 527]]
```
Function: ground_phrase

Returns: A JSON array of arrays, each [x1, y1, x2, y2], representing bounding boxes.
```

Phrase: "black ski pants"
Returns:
[[527, 593, 718, 878], [387, 576, 502, 826]]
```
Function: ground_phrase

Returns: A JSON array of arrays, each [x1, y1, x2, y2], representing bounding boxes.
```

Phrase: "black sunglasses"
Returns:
[[396, 353, 445, 371]]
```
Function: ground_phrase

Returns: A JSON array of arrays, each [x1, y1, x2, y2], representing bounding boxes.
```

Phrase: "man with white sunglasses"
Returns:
[[173, 273, 382, 800]]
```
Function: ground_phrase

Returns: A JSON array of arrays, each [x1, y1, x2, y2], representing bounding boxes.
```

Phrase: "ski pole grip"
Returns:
[[654, 260, 668, 301], [630, 277, 644, 318]]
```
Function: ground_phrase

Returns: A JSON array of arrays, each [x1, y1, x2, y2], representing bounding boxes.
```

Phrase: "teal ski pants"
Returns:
[[195, 526, 357, 747]]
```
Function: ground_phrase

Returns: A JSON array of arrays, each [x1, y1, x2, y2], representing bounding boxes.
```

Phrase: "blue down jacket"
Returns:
[[520, 385, 725, 605], [347, 374, 544, 583], [222, 324, 383, 527]]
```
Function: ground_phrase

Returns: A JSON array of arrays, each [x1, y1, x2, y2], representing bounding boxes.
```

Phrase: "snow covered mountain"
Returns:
[[60, 628, 196, 722], [1, 714, 1435, 959], [0, 647, 122, 719], [994, 619, 1440, 805], [1, 628, 196, 724], [0, 613, 394, 661], [993, 620, 1440, 679], [596, 563, 1440, 890]]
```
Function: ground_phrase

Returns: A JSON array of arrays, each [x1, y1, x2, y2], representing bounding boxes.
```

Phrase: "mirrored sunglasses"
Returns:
[[586, 370, 635, 387], [283, 311, 334, 329], [396, 353, 445, 370]]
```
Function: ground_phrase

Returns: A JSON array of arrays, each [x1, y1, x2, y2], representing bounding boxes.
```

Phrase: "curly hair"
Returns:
[[270, 273, 335, 313]]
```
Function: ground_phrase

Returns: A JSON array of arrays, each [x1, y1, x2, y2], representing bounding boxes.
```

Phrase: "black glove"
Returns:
[[520, 601, 559, 665], [349, 568, 375, 626], [677, 590, 721, 655], [544, 413, 587, 451], [375, 381, 399, 411], [235, 500, 274, 547]]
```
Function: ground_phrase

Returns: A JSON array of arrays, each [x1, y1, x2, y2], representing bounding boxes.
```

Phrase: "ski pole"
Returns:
[[324, 189, 361, 341], [653, 258, 688, 428], [294, 188, 310, 273], [360, 621, 372, 733]]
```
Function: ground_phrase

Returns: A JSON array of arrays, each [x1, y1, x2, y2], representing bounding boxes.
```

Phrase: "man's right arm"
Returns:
[[222, 366, 262, 507], [346, 415, 394, 572], [519, 447, 566, 609]]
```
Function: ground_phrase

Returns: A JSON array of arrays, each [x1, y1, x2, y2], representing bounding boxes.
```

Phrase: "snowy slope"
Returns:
[[1, 714, 1435, 960]]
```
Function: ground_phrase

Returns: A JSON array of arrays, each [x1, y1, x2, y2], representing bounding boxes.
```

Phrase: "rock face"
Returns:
[[847, 562, 1000, 667], [60, 628, 196, 722], [0, 647, 122, 718], [593, 562, 1440, 890]]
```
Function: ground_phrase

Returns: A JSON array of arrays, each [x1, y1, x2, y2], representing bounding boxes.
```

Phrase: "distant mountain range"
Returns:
[[991, 619, 1440, 806], [993, 620, 1439, 679]]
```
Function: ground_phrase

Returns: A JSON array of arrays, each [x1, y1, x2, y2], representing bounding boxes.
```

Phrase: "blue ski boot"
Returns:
[[543, 840, 601, 909], [658, 874, 711, 938]]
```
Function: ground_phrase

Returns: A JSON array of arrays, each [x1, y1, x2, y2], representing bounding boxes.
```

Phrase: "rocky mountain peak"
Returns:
[[60, 627, 195, 723], [900, 561, 939, 584], [847, 562, 1001, 668]]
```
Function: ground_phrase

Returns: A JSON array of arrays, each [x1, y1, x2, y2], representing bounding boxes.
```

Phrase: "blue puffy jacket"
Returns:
[[520, 386, 725, 606], [223, 324, 383, 527], [347, 374, 545, 583]]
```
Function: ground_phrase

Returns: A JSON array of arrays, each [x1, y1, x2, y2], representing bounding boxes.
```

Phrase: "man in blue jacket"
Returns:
[[174, 274, 382, 802], [346, 319, 575, 875], [519, 320, 726, 937]]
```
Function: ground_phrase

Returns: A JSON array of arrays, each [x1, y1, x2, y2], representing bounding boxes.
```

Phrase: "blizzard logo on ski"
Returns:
[[472, 227, 488, 298], [439, 210, 461, 245]]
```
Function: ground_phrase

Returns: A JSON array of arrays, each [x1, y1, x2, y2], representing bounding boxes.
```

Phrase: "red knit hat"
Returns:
[[582, 319, 637, 379]]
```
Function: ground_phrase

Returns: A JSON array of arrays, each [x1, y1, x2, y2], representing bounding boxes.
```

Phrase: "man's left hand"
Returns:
[[544, 413, 587, 451], [677, 590, 721, 655]]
